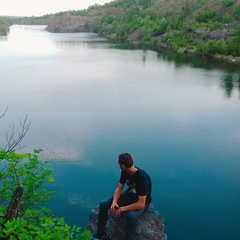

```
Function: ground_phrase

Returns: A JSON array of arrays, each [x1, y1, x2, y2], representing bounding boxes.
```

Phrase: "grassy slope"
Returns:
[[90, 0, 240, 61]]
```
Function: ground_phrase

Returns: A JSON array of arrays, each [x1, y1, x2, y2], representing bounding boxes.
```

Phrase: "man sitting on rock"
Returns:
[[93, 153, 152, 240]]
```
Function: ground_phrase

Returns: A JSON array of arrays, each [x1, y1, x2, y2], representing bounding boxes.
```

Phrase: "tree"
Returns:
[[0, 106, 30, 153], [0, 109, 92, 239]]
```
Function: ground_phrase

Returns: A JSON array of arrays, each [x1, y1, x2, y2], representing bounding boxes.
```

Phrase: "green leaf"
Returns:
[[48, 176, 55, 183], [0, 150, 6, 159]]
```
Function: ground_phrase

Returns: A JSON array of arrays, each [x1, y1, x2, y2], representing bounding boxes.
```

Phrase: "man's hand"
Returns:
[[110, 183, 124, 217], [110, 206, 121, 217]]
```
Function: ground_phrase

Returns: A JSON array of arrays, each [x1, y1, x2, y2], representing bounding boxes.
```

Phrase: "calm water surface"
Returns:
[[0, 25, 240, 240]]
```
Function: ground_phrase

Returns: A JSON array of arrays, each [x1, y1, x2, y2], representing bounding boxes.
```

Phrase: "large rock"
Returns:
[[46, 14, 94, 33], [86, 204, 167, 240]]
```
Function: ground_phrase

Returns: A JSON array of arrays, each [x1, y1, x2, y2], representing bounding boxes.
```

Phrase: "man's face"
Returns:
[[118, 161, 124, 170]]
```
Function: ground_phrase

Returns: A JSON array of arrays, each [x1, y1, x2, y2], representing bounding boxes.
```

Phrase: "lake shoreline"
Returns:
[[104, 33, 240, 68]]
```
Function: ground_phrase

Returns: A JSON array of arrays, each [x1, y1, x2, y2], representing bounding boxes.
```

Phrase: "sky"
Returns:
[[0, 0, 113, 17]]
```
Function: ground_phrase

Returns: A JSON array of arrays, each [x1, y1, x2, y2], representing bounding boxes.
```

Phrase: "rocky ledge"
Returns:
[[86, 204, 167, 240], [46, 14, 94, 33]]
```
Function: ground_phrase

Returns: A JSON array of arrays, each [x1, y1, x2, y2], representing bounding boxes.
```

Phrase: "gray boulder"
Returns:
[[86, 204, 167, 240]]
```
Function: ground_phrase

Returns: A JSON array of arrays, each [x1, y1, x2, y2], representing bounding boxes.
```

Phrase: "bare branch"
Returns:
[[0, 105, 9, 119], [4, 115, 31, 153]]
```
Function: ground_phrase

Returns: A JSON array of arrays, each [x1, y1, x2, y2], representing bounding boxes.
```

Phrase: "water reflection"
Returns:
[[107, 40, 240, 99], [53, 40, 111, 50], [221, 73, 240, 98], [155, 51, 240, 100], [155, 47, 240, 71], [6, 25, 56, 56]]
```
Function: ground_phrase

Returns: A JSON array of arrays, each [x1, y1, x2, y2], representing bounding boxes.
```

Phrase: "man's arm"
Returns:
[[111, 183, 124, 208], [121, 195, 146, 212], [113, 195, 146, 217]]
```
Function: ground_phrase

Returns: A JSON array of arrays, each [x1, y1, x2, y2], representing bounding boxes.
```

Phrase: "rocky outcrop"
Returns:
[[86, 204, 167, 240], [194, 22, 239, 41], [46, 13, 94, 33]]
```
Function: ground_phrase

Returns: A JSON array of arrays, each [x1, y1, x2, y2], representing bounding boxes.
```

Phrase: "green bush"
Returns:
[[102, 15, 115, 24], [222, 13, 234, 23], [222, 0, 235, 7], [0, 207, 92, 240], [142, 33, 152, 42], [0, 150, 92, 239], [196, 12, 221, 23], [225, 26, 240, 56], [167, 32, 192, 50], [153, 18, 170, 36], [233, 5, 240, 20], [0, 17, 11, 36], [196, 40, 207, 53], [206, 39, 227, 54], [210, 22, 222, 30]]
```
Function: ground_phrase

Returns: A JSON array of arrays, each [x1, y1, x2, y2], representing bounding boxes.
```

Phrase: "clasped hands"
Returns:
[[110, 202, 121, 217]]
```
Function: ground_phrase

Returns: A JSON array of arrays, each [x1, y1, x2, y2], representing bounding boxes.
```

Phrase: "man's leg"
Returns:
[[97, 196, 113, 236], [97, 190, 133, 234], [118, 191, 147, 240], [96, 191, 141, 238], [124, 207, 147, 240]]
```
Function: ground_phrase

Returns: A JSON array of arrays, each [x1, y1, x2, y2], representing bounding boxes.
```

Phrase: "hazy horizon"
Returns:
[[0, 0, 112, 17]]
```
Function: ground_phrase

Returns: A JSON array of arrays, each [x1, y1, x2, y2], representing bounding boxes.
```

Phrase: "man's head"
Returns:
[[118, 153, 133, 169]]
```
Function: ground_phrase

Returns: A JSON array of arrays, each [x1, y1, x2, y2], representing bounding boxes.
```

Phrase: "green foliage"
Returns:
[[210, 22, 222, 31], [73, 0, 239, 56], [0, 207, 92, 240], [0, 149, 54, 210], [0, 17, 12, 36], [69, 10, 88, 17], [222, 0, 235, 7], [195, 28, 240, 56], [196, 11, 221, 23], [152, 18, 170, 36], [222, 13, 234, 23], [233, 26, 240, 41], [139, 0, 152, 9], [206, 39, 227, 54], [0, 150, 93, 239], [82, 0, 239, 56], [196, 40, 207, 53], [198, 0, 207, 4], [102, 15, 115, 25], [233, 5, 240, 20], [227, 26, 240, 56], [167, 32, 192, 51]]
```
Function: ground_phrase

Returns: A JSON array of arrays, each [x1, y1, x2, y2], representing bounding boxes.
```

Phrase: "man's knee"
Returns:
[[99, 197, 112, 210], [126, 211, 138, 224]]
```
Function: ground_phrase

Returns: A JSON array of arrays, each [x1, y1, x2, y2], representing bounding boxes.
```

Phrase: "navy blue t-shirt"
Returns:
[[119, 167, 152, 204]]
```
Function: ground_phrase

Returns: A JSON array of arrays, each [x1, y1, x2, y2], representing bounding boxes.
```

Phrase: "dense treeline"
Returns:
[[69, 0, 240, 57], [0, 17, 12, 35]]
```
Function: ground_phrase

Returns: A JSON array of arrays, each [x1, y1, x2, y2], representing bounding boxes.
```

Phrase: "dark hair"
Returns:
[[118, 153, 133, 168]]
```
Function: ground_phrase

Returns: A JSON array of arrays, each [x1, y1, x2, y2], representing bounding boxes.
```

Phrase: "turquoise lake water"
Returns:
[[0, 25, 239, 240]]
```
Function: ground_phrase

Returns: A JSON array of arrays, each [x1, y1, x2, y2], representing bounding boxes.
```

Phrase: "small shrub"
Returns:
[[196, 40, 207, 53], [210, 22, 223, 30], [233, 5, 240, 20], [223, 14, 235, 23], [196, 12, 221, 23], [206, 39, 227, 54], [222, 0, 235, 8], [143, 34, 152, 42]]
